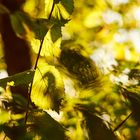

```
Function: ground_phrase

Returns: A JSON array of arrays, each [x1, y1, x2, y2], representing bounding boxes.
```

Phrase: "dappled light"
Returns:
[[0, 0, 140, 140]]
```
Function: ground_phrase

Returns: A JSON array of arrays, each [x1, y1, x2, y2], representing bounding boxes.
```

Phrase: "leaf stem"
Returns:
[[24, 39, 44, 124], [48, 0, 55, 20], [113, 112, 133, 132]]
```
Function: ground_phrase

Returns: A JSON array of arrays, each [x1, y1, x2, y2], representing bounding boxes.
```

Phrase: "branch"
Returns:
[[113, 112, 133, 132]]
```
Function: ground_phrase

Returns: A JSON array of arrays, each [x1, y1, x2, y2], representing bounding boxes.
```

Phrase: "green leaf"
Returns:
[[122, 88, 140, 125], [27, 110, 67, 140], [46, 0, 74, 20], [0, 4, 10, 14], [1, 110, 67, 140], [0, 69, 35, 88], [10, 11, 54, 40], [51, 24, 62, 42], [128, 69, 140, 80], [54, 0, 61, 4], [60, 0, 74, 15], [50, 18, 69, 42], [0, 109, 10, 124], [76, 105, 117, 140], [54, 0, 74, 19], [2, 123, 31, 140], [10, 12, 26, 37], [31, 65, 64, 113], [25, 17, 54, 40], [59, 44, 102, 89], [12, 94, 28, 109]]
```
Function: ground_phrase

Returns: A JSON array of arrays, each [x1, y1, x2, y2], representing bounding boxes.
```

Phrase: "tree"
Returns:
[[0, 0, 140, 140]]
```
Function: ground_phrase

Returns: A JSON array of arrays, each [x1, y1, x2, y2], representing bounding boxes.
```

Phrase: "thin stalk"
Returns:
[[113, 112, 133, 132], [24, 1, 55, 124], [48, 0, 55, 20], [24, 39, 44, 123]]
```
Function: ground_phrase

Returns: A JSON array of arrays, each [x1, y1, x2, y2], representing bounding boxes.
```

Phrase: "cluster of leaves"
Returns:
[[0, 0, 140, 140]]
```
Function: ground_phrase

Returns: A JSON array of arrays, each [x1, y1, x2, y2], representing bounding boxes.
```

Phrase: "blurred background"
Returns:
[[0, 0, 140, 140]]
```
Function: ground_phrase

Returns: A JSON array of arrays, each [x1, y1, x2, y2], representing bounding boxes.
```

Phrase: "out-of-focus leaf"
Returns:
[[122, 88, 140, 125], [2, 123, 31, 140], [1, 110, 67, 140], [12, 94, 28, 108], [10, 11, 54, 40], [59, 44, 102, 89], [27, 110, 67, 140], [0, 4, 10, 14], [76, 105, 117, 140], [10, 13, 26, 37], [31, 64, 64, 113], [1, 94, 28, 113], [129, 69, 140, 80], [25, 17, 54, 40], [54, 0, 61, 4], [0, 69, 35, 88], [0, 110, 10, 124]]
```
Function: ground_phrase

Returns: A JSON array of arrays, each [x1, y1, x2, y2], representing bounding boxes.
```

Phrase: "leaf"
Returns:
[[2, 94, 28, 113], [128, 69, 140, 80], [10, 11, 54, 40], [1, 110, 67, 140], [50, 18, 69, 42], [31, 64, 64, 113], [26, 110, 67, 140], [54, 0, 61, 4], [0, 109, 10, 124], [122, 88, 140, 125], [25, 17, 54, 40], [45, 0, 74, 20], [60, 0, 74, 15], [2, 123, 31, 140], [51, 24, 62, 42], [11, 94, 29, 113], [59, 44, 102, 89], [0, 70, 35, 88], [10, 13, 26, 37], [76, 105, 117, 140], [0, 4, 10, 14]]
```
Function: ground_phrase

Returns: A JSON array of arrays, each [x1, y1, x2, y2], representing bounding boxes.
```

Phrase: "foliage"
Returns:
[[0, 0, 140, 140]]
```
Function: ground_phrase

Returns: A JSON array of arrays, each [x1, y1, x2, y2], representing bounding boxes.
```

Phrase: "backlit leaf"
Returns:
[[45, 0, 74, 20], [31, 64, 64, 113], [0, 110, 10, 124]]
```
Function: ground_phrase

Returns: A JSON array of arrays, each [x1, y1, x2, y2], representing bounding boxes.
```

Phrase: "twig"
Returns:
[[113, 112, 133, 132], [24, 39, 44, 123], [48, 0, 55, 20], [24, 1, 55, 124]]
